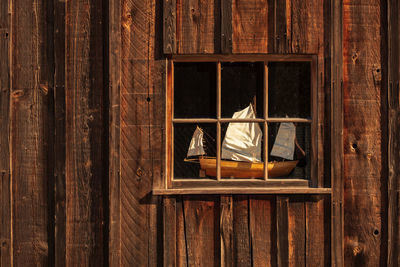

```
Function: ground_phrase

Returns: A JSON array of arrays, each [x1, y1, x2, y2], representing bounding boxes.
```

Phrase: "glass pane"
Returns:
[[268, 62, 311, 118], [174, 62, 217, 118], [220, 122, 265, 179], [173, 123, 216, 179], [267, 122, 311, 179], [221, 62, 264, 118]]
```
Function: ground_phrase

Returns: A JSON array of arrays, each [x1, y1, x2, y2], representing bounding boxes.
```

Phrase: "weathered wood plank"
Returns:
[[65, 0, 106, 265], [221, 0, 232, 53], [343, 0, 385, 266], [331, 0, 344, 266], [120, 0, 164, 265], [249, 196, 277, 267], [233, 195, 251, 267], [220, 195, 233, 267], [54, 0, 66, 265], [0, 0, 10, 264], [288, 0, 323, 54], [274, 0, 287, 53], [305, 197, 330, 267], [163, 196, 176, 267], [177, 0, 217, 54], [387, 1, 400, 266], [276, 196, 289, 267], [183, 196, 219, 266], [288, 197, 305, 267], [163, 0, 176, 54], [176, 197, 188, 267], [109, 0, 121, 265], [11, 0, 54, 265], [232, 0, 269, 53]]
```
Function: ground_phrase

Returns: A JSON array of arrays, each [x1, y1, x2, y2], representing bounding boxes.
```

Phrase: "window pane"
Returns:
[[173, 123, 216, 179], [220, 122, 265, 179], [268, 62, 311, 118], [221, 62, 264, 118], [267, 122, 311, 179], [174, 62, 217, 118]]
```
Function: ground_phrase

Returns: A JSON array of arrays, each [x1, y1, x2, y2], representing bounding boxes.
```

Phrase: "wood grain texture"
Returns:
[[221, 0, 232, 53], [306, 197, 331, 267], [54, 0, 66, 265], [343, 0, 386, 266], [163, 0, 176, 54], [233, 195, 251, 267], [177, 0, 218, 54], [163, 196, 176, 267], [274, 0, 287, 53], [0, 0, 10, 265], [10, 0, 54, 265], [176, 197, 188, 267], [183, 196, 220, 266], [232, 0, 269, 53], [331, 0, 344, 266], [249, 196, 276, 267], [220, 195, 233, 267], [288, 197, 305, 267], [387, 0, 400, 266], [276, 196, 289, 267], [65, 0, 106, 265], [120, 0, 163, 265], [109, 0, 121, 265]]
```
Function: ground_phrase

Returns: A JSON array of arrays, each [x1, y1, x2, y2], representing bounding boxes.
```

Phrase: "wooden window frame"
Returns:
[[154, 54, 331, 195]]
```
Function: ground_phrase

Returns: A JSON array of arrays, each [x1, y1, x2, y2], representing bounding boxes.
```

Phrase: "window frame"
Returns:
[[155, 54, 331, 195]]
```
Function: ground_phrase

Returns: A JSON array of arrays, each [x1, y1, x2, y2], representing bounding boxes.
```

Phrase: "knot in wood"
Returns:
[[136, 167, 143, 178]]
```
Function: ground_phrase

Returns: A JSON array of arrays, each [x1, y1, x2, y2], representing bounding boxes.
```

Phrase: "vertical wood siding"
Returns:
[[343, 0, 387, 266]]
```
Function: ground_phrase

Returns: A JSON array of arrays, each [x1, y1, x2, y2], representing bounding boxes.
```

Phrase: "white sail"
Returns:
[[187, 126, 206, 157], [270, 122, 296, 160], [221, 105, 262, 162]]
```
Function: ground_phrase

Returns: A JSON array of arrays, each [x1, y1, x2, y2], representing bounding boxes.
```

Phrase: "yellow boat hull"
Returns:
[[199, 158, 298, 178]]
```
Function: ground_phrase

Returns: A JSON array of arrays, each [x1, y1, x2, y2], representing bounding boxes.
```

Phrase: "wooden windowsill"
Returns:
[[153, 187, 331, 195]]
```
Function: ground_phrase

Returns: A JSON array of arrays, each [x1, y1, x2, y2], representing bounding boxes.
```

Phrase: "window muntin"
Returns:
[[166, 55, 318, 190]]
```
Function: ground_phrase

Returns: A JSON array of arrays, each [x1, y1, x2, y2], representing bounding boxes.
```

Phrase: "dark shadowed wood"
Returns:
[[232, 0, 268, 53], [10, 0, 54, 265], [249, 196, 277, 267], [221, 0, 232, 53], [331, 0, 344, 266], [220, 195, 233, 267], [54, 0, 66, 265], [233, 195, 251, 267], [65, 0, 106, 265], [274, 0, 287, 53], [387, 1, 400, 266], [288, 197, 305, 267], [276, 196, 289, 267], [306, 196, 330, 267], [163, 0, 176, 54], [343, 0, 386, 266], [163, 196, 176, 266], [109, 0, 121, 265], [183, 196, 219, 266], [176, 197, 188, 267], [0, 0, 10, 266], [177, 0, 217, 53]]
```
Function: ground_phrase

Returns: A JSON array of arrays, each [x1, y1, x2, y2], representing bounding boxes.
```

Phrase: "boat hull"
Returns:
[[199, 158, 298, 178]]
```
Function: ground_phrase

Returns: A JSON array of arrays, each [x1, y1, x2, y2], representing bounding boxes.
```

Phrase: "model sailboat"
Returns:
[[186, 104, 302, 178]]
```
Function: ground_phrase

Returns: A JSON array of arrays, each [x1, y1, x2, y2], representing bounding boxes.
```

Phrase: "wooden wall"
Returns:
[[0, 0, 399, 266]]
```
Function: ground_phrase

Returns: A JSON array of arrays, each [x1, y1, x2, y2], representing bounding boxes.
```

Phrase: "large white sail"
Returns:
[[270, 122, 296, 160], [221, 105, 262, 162], [187, 126, 206, 157]]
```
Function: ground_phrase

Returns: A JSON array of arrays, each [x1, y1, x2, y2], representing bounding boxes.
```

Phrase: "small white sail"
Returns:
[[270, 122, 296, 160], [221, 105, 262, 162], [187, 126, 206, 157]]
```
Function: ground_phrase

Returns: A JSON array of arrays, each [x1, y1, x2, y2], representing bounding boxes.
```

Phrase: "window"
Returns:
[[160, 55, 325, 194]]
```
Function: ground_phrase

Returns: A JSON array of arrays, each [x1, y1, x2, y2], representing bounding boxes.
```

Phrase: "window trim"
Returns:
[[155, 54, 328, 195]]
